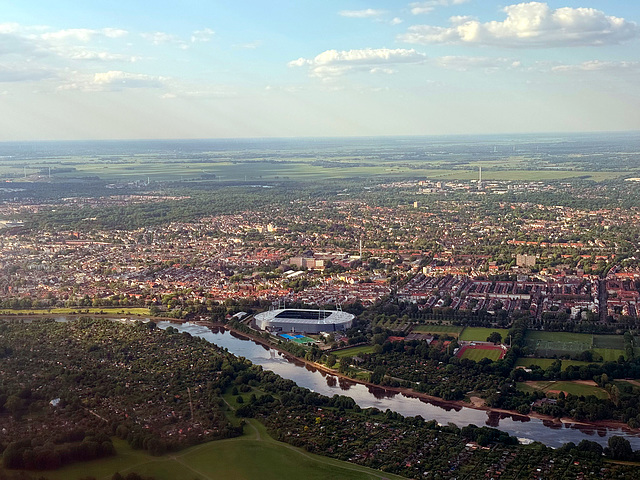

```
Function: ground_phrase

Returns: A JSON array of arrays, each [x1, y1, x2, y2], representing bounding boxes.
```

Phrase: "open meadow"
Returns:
[[0, 420, 403, 480]]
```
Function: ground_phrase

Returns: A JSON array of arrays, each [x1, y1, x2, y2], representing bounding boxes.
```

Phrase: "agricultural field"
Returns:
[[459, 347, 504, 362], [517, 381, 609, 400], [411, 324, 463, 337], [2, 146, 623, 184], [514, 358, 597, 371], [332, 345, 376, 358], [459, 327, 510, 342], [0, 420, 402, 480]]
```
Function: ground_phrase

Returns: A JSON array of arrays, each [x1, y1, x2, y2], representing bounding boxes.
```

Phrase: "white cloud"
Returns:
[[62, 49, 140, 62], [141, 32, 188, 49], [289, 48, 427, 78], [102, 28, 128, 39], [369, 67, 396, 74], [93, 71, 163, 88], [449, 15, 475, 26], [434, 56, 521, 71], [191, 28, 215, 43], [59, 70, 165, 92], [400, 2, 639, 47], [551, 60, 640, 73], [0, 23, 22, 34], [339, 9, 386, 18], [41, 28, 128, 42], [409, 0, 470, 15], [390, 18, 403, 26]]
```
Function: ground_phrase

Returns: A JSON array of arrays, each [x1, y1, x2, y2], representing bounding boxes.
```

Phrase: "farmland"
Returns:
[[0, 134, 626, 185]]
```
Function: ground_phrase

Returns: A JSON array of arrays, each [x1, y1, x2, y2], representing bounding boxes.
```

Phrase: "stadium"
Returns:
[[254, 308, 355, 334]]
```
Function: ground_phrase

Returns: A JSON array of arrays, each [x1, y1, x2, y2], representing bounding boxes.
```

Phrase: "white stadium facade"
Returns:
[[254, 308, 355, 334]]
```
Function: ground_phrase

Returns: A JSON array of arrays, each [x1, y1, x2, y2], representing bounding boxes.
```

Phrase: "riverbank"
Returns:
[[8, 315, 639, 440], [212, 321, 640, 438]]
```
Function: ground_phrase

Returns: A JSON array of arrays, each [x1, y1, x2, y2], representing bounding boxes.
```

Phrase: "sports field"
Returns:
[[518, 381, 609, 400], [279, 333, 316, 344], [514, 358, 597, 371], [459, 327, 510, 342], [1, 420, 403, 480], [459, 346, 504, 362], [333, 345, 376, 357], [524, 331, 593, 357], [592, 335, 626, 349], [593, 348, 626, 362], [412, 324, 463, 337], [523, 331, 629, 360]]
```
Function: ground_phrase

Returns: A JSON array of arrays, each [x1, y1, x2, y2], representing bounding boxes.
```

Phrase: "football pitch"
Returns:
[[524, 331, 593, 357]]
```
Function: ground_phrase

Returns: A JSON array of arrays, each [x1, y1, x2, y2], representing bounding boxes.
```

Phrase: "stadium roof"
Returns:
[[255, 308, 354, 326]]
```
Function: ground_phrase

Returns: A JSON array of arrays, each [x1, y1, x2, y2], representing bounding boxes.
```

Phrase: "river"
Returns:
[[156, 321, 640, 449]]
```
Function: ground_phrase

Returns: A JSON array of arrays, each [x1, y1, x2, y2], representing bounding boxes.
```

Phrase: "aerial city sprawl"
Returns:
[[0, 135, 640, 479], [2, 0, 640, 478]]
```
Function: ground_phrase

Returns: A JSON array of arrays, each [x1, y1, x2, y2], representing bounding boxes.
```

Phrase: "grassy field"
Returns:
[[412, 324, 463, 337], [332, 345, 376, 357], [0, 307, 150, 316], [517, 381, 609, 399], [524, 331, 593, 357], [459, 327, 510, 342], [4, 152, 624, 183], [593, 348, 626, 362], [593, 335, 626, 349], [460, 348, 503, 362], [0, 420, 403, 480], [514, 358, 597, 371]]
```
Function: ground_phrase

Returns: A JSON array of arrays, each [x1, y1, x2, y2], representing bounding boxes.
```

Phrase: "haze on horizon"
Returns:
[[1, 1, 639, 141]]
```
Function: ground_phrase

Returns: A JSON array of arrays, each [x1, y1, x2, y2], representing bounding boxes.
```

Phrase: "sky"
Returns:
[[1, 1, 639, 140]]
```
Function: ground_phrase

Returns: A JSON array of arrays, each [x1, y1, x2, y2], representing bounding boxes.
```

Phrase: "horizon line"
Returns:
[[1, 129, 640, 144]]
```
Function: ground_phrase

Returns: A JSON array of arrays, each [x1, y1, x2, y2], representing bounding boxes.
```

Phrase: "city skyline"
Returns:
[[1, 1, 639, 140]]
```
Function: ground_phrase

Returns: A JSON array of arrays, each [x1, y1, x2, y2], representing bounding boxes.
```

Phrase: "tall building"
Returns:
[[516, 254, 536, 267]]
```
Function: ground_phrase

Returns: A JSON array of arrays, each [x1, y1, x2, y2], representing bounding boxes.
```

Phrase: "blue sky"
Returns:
[[1, 1, 639, 140]]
